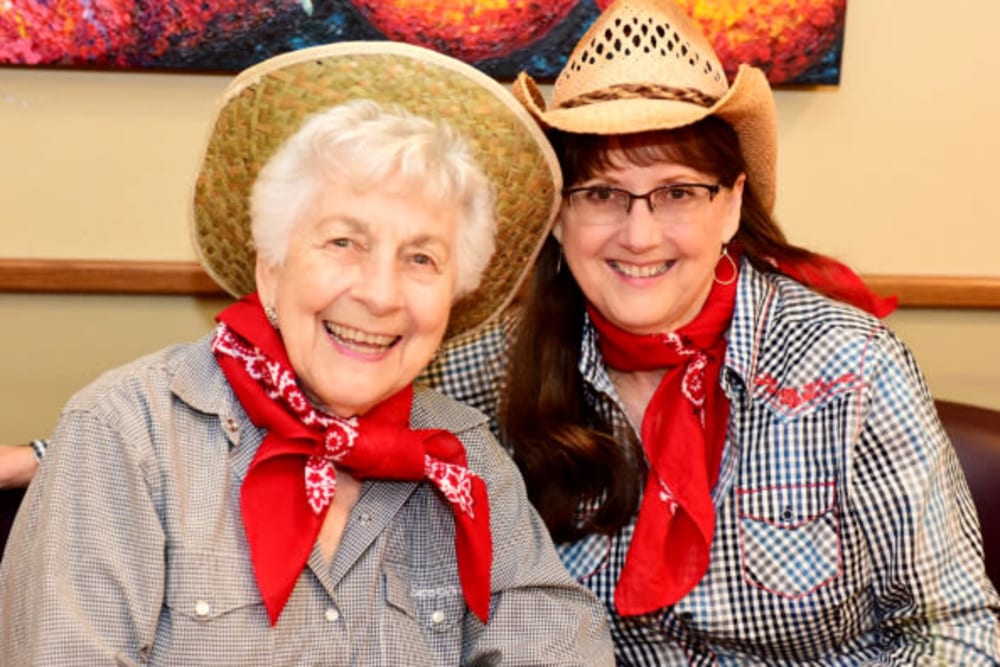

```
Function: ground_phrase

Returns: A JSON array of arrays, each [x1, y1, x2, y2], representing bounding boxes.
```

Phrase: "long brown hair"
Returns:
[[502, 117, 824, 540]]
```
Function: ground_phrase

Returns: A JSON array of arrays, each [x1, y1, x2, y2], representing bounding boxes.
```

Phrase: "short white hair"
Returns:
[[251, 99, 496, 297]]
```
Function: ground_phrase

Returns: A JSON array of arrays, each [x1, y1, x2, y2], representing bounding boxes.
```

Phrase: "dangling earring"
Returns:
[[264, 304, 280, 329], [555, 246, 564, 274], [714, 244, 738, 285]]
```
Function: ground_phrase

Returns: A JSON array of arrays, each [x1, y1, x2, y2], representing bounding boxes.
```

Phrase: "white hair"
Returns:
[[250, 99, 496, 297]]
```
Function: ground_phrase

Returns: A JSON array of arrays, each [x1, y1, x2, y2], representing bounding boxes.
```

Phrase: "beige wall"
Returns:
[[2, 1, 999, 443]]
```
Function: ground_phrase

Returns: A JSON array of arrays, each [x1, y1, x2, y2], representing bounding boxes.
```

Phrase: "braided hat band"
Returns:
[[192, 41, 561, 340], [512, 0, 778, 212]]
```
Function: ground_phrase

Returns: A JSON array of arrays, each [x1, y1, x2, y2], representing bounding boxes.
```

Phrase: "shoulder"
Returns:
[[61, 334, 223, 422], [410, 386, 512, 478], [411, 385, 489, 432], [419, 308, 518, 390], [729, 264, 909, 413]]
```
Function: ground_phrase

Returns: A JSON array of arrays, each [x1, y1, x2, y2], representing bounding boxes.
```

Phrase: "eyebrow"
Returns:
[[321, 215, 451, 251]]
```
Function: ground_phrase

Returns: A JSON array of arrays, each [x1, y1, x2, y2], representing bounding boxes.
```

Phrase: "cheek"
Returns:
[[409, 284, 453, 335], [560, 226, 610, 264]]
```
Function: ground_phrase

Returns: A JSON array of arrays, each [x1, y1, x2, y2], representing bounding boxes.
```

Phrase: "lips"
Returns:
[[324, 321, 400, 354], [609, 260, 674, 279]]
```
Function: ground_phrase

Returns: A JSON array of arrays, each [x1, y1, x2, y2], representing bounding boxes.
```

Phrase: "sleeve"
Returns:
[[850, 328, 1000, 664], [459, 424, 615, 666], [0, 401, 166, 666], [418, 309, 518, 442], [29, 439, 47, 462]]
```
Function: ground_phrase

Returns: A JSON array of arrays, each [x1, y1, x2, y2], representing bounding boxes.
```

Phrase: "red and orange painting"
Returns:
[[0, 0, 846, 85]]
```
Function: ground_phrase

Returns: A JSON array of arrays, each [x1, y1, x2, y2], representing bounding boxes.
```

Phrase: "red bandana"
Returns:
[[212, 294, 492, 625], [770, 248, 898, 318], [587, 275, 737, 616]]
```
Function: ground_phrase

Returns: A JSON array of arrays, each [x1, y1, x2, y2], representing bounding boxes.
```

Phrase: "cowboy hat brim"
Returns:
[[192, 41, 562, 340], [512, 64, 777, 213]]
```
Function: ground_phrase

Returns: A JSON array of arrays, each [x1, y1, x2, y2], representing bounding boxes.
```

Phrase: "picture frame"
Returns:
[[1, 0, 846, 85]]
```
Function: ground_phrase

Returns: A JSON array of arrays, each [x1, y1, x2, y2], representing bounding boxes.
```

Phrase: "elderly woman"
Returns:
[[0, 43, 613, 665], [421, 0, 1000, 664]]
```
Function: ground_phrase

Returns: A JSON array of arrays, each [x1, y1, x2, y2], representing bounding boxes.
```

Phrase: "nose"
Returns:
[[351, 254, 404, 315], [618, 203, 660, 252]]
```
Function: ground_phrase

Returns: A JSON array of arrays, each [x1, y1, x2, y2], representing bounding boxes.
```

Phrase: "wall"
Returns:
[[2, 0, 999, 443]]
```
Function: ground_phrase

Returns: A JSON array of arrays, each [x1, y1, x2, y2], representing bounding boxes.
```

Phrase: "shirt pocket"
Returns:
[[383, 564, 465, 632], [162, 549, 272, 658], [737, 482, 841, 599], [380, 563, 465, 665]]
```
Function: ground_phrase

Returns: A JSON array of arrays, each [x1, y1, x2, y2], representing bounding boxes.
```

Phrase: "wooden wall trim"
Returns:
[[1, 258, 1000, 309], [0, 258, 224, 296]]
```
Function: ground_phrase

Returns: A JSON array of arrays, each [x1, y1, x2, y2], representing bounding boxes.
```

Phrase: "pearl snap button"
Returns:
[[194, 600, 211, 617], [430, 610, 445, 625], [325, 608, 340, 622]]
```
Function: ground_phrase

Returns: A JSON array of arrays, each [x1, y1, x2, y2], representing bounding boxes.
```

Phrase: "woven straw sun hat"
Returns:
[[192, 41, 561, 340], [512, 0, 778, 212]]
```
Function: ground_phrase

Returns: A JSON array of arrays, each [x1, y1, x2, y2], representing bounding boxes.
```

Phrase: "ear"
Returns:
[[255, 255, 282, 309], [722, 173, 746, 244], [552, 211, 566, 243]]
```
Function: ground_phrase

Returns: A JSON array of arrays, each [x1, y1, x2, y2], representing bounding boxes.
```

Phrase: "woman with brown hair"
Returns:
[[424, 0, 999, 663]]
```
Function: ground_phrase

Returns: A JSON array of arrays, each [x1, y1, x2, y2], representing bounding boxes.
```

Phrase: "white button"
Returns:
[[325, 608, 340, 622], [357, 512, 372, 525], [430, 610, 445, 625], [194, 600, 211, 617]]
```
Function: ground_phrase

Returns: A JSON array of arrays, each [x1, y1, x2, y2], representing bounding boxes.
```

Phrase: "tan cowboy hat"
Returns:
[[512, 0, 777, 212], [192, 41, 561, 339]]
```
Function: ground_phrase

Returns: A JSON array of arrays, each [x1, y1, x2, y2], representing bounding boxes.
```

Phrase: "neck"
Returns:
[[608, 367, 666, 430]]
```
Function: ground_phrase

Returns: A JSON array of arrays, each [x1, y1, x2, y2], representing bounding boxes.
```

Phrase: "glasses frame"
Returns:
[[562, 183, 721, 218]]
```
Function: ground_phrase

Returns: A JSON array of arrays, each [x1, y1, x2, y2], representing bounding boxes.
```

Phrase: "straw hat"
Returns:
[[512, 0, 778, 212], [192, 41, 561, 339]]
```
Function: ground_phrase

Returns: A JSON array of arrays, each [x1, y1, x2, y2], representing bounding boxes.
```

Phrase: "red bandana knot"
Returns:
[[303, 417, 360, 514], [214, 323, 363, 515], [663, 333, 708, 422]]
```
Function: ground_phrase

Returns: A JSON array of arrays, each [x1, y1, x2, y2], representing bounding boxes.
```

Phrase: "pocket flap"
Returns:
[[738, 482, 835, 526], [164, 549, 262, 620]]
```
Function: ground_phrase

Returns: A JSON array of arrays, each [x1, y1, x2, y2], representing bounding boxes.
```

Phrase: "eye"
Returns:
[[665, 185, 697, 200], [586, 186, 619, 202], [329, 237, 352, 248], [408, 252, 439, 270]]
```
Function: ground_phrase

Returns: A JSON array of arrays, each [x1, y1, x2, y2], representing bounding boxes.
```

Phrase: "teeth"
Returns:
[[324, 322, 397, 348], [611, 261, 671, 278]]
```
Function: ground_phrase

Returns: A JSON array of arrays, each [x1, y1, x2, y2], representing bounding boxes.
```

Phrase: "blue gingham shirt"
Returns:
[[421, 259, 1000, 665], [0, 334, 614, 666]]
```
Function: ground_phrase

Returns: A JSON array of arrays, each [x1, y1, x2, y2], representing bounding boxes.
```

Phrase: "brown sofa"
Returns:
[[0, 487, 25, 563], [2, 400, 998, 587], [935, 400, 1000, 589]]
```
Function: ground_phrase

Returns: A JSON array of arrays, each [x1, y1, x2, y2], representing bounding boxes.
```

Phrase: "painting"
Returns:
[[0, 0, 846, 85]]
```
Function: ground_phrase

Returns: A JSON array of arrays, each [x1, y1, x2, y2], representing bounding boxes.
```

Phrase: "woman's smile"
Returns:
[[608, 259, 675, 280], [323, 321, 400, 358]]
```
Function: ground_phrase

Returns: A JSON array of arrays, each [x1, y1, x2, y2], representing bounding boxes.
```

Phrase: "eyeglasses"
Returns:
[[562, 183, 721, 226]]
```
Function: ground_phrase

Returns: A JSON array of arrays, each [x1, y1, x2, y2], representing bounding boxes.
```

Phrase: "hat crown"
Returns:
[[553, 0, 728, 110]]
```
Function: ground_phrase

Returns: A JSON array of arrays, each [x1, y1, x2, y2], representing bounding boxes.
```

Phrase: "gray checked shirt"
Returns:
[[0, 334, 614, 666]]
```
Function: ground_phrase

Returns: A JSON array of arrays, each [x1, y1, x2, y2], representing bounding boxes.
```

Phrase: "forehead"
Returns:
[[583, 153, 713, 185], [305, 177, 459, 239], [563, 128, 722, 182]]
